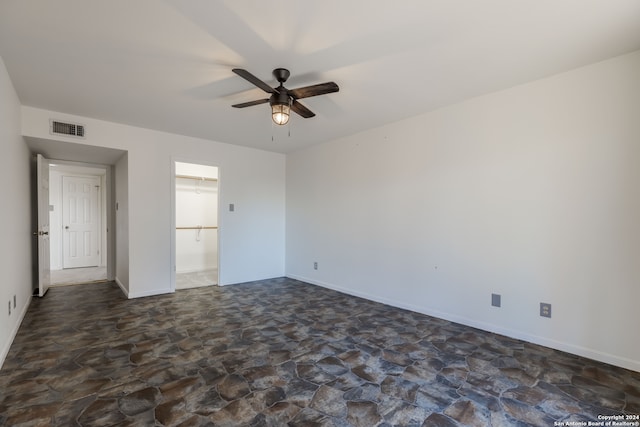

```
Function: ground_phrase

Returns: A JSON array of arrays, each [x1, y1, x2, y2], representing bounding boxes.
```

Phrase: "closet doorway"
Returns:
[[174, 162, 219, 289]]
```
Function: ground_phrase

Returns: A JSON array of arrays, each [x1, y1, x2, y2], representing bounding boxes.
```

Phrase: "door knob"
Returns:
[[65, 226, 69, 229]]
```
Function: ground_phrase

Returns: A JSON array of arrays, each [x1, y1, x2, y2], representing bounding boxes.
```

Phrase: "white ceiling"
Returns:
[[1, 1, 639, 154], [25, 137, 127, 165]]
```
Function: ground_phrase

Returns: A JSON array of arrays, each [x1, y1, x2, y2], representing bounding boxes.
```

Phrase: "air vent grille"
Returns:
[[50, 120, 85, 138]]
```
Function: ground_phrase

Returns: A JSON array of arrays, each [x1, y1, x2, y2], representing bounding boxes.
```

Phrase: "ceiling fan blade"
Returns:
[[290, 100, 315, 118], [232, 98, 270, 108], [232, 69, 276, 94], [288, 82, 339, 99]]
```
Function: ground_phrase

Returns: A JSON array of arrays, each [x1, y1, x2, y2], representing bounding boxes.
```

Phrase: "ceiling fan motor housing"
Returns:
[[270, 90, 291, 106]]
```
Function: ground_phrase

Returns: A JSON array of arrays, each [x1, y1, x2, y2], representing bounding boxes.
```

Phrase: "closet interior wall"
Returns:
[[175, 162, 218, 287]]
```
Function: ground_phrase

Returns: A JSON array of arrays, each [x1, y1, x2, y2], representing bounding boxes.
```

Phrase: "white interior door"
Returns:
[[62, 175, 100, 268], [36, 154, 51, 297]]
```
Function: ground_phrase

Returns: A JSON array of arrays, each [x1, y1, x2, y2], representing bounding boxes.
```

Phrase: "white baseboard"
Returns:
[[127, 288, 174, 299], [0, 294, 32, 370], [115, 277, 128, 298], [286, 274, 640, 373]]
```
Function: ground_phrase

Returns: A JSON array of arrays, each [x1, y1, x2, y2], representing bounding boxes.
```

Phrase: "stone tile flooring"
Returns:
[[1, 277, 639, 426]]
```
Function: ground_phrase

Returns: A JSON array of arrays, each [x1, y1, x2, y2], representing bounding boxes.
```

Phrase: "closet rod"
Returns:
[[176, 174, 218, 182], [176, 226, 218, 230]]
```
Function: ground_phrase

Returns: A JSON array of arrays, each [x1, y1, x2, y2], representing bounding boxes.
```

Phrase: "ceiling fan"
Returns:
[[231, 68, 339, 125]]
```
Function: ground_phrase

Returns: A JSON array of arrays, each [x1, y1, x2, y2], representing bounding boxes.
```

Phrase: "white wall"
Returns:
[[0, 56, 32, 368], [286, 50, 640, 372], [176, 162, 219, 180], [22, 106, 286, 298]]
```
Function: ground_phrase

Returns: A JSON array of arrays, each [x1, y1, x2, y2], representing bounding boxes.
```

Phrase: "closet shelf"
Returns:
[[176, 174, 218, 182], [176, 226, 218, 230]]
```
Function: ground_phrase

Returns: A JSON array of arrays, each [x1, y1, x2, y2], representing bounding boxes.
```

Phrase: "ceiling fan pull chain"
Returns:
[[288, 98, 292, 137]]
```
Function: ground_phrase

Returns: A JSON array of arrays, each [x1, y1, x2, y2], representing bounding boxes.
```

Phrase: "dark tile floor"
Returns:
[[1, 277, 639, 426]]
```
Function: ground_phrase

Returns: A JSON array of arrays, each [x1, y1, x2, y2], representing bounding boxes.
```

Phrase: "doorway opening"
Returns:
[[174, 161, 219, 290], [28, 138, 126, 297], [49, 162, 108, 286]]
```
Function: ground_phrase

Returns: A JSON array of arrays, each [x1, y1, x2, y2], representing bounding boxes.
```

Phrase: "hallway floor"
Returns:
[[50, 266, 108, 286], [176, 269, 218, 290], [1, 278, 638, 426]]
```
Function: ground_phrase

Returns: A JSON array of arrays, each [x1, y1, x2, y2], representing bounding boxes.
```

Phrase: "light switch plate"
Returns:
[[491, 293, 501, 307]]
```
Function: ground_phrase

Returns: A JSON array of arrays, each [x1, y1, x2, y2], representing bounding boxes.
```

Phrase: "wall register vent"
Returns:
[[50, 120, 85, 138]]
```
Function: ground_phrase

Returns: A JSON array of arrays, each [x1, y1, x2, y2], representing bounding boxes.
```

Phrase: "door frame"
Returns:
[[170, 157, 221, 292]]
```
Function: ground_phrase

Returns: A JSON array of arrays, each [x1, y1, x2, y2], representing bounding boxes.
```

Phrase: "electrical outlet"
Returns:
[[229, 203, 235, 212], [313, 262, 318, 270], [540, 302, 551, 318], [491, 293, 501, 307]]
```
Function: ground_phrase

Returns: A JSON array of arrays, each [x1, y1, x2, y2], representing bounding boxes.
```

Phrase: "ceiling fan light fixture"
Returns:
[[270, 90, 291, 125], [271, 103, 290, 125]]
